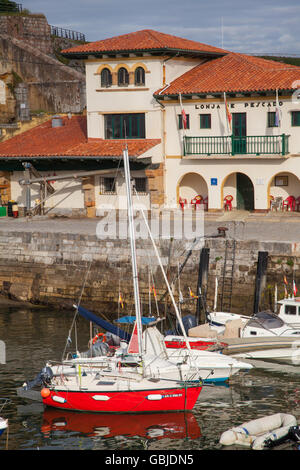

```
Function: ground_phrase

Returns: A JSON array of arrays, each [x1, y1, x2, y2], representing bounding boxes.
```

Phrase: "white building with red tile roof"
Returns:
[[0, 29, 300, 215]]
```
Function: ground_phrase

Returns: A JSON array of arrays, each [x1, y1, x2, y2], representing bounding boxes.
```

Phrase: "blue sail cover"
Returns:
[[75, 305, 131, 342], [116, 316, 156, 325]]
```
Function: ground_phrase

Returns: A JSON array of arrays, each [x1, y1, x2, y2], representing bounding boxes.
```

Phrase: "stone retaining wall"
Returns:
[[0, 230, 299, 317]]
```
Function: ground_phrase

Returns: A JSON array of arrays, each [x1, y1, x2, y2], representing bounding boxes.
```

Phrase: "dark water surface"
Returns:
[[0, 305, 300, 451]]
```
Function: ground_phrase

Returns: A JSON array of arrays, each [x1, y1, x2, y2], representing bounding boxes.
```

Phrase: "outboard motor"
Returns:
[[23, 366, 53, 391]]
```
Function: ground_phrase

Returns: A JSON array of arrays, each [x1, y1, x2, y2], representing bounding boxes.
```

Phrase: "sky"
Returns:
[[24, 0, 300, 55]]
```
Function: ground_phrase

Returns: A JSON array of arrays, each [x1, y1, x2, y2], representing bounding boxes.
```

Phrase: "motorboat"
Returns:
[[194, 310, 300, 363], [208, 296, 300, 329]]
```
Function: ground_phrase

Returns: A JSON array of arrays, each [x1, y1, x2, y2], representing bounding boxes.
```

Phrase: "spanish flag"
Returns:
[[179, 93, 188, 130], [224, 92, 232, 132], [118, 293, 124, 309]]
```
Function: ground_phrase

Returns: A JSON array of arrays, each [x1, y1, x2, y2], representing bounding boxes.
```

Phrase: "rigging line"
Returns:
[[144, 244, 160, 317], [61, 259, 93, 361]]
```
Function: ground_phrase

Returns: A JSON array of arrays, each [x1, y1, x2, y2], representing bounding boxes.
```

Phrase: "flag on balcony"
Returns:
[[179, 93, 187, 129], [224, 92, 232, 132], [275, 89, 282, 127]]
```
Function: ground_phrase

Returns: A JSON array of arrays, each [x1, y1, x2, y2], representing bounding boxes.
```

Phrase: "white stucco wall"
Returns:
[[164, 97, 300, 156], [95, 169, 150, 211], [165, 157, 300, 210], [11, 171, 85, 211]]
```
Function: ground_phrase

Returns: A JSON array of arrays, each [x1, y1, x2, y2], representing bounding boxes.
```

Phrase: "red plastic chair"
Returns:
[[191, 195, 202, 210], [296, 196, 300, 212], [224, 195, 233, 211], [179, 197, 187, 210], [283, 195, 296, 212]]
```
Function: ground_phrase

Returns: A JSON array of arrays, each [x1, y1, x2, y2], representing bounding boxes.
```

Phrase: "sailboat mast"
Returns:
[[122, 147, 144, 357]]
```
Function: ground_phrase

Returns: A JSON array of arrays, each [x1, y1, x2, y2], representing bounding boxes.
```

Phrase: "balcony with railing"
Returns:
[[50, 25, 86, 42], [183, 134, 290, 157]]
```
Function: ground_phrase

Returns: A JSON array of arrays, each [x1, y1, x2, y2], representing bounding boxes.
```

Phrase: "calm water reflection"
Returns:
[[0, 305, 299, 450]]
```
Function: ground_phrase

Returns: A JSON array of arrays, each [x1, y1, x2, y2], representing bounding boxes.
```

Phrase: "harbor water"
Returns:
[[0, 304, 300, 451]]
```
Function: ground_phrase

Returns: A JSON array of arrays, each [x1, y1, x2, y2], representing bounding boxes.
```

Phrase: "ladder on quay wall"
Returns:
[[220, 239, 236, 312]]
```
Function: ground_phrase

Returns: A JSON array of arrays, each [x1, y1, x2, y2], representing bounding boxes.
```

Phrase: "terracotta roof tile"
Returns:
[[155, 53, 300, 95], [0, 116, 160, 158], [62, 29, 227, 56]]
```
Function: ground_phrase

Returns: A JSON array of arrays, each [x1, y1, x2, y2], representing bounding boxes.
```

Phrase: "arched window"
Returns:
[[134, 67, 145, 86], [101, 68, 112, 88], [118, 67, 129, 86]]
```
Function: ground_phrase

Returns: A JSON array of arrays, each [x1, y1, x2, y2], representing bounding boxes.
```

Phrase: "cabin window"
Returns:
[[285, 305, 297, 315], [104, 113, 145, 139], [200, 114, 211, 129], [101, 68, 112, 88]]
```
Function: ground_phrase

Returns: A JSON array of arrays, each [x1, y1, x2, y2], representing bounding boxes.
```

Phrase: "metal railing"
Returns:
[[0, 1, 22, 12], [50, 25, 85, 42], [183, 134, 290, 156]]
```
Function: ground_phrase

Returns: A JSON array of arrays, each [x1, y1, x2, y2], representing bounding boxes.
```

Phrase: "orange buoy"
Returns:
[[41, 388, 51, 398]]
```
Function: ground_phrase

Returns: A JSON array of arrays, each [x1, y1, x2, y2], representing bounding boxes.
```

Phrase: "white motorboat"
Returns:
[[208, 296, 300, 329], [198, 310, 300, 363]]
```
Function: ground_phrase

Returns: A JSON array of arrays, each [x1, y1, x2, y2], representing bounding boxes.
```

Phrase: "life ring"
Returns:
[[92, 333, 106, 345]]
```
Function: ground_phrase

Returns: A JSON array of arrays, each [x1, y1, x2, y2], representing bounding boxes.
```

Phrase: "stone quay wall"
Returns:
[[0, 230, 299, 317]]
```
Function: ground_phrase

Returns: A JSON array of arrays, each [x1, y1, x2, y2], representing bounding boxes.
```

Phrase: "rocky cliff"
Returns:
[[0, 13, 86, 125]]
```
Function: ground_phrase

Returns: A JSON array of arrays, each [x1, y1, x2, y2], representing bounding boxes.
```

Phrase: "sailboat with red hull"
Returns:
[[38, 147, 203, 413]]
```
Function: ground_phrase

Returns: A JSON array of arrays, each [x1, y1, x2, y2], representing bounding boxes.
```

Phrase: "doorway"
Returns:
[[232, 113, 247, 154], [236, 173, 254, 210]]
